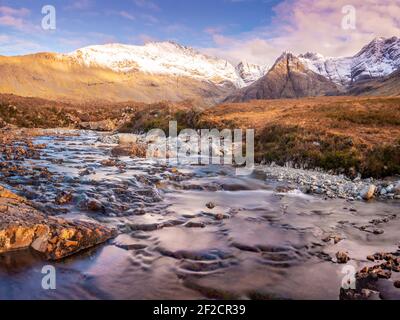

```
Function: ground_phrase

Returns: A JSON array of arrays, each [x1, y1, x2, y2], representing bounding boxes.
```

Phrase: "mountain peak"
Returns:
[[235, 61, 268, 85]]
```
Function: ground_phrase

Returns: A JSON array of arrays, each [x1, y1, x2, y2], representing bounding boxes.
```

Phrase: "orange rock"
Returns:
[[0, 186, 117, 260]]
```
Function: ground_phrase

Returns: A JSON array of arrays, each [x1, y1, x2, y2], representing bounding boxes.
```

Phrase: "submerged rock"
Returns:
[[0, 186, 116, 260]]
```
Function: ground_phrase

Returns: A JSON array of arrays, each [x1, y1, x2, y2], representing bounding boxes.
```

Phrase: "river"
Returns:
[[0, 130, 399, 300]]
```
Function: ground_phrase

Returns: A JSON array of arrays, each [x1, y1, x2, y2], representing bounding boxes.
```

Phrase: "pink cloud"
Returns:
[[200, 0, 400, 65], [0, 6, 30, 17]]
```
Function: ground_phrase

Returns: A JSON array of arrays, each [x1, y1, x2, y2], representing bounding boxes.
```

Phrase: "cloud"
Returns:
[[0, 6, 30, 17], [120, 11, 135, 21], [133, 0, 160, 11], [0, 6, 37, 32], [64, 0, 93, 10], [200, 0, 400, 65]]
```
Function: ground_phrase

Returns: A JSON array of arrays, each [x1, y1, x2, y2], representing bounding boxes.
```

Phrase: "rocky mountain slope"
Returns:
[[225, 53, 342, 102], [235, 61, 268, 86], [0, 42, 268, 105], [349, 69, 400, 96], [0, 37, 399, 105], [0, 52, 236, 106], [300, 37, 400, 85]]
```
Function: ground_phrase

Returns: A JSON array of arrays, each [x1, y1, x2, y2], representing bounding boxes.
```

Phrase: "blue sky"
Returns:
[[0, 0, 398, 65]]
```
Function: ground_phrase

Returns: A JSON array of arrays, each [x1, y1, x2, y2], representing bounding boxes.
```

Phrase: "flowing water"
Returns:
[[0, 130, 399, 300]]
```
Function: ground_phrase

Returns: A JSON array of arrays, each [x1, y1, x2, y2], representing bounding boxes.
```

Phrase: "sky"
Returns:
[[0, 0, 399, 66]]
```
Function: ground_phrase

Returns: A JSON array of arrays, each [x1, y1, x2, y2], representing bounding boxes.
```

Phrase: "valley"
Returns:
[[0, 35, 399, 301]]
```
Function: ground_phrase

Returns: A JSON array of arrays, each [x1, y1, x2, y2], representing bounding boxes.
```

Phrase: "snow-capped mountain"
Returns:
[[299, 37, 400, 85], [235, 61, 269, 85], [225, 52, 341, 102], [298, 53, 352, 85], [67, 41, 254, 88]]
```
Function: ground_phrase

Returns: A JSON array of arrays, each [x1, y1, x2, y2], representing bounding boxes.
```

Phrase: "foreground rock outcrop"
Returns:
[[0, 186, 116, 260]]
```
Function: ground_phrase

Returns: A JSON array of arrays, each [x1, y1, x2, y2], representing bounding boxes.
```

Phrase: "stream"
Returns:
[[0, 130, 399, 300]]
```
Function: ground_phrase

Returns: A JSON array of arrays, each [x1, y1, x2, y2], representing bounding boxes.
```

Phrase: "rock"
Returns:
[[394, 182, 400, 195], [373, 228, 384, 235], [100, 159, 118, 167], [394, 281, 400, 288], [79, 119, 116, 132], [185, 221, 206, 228], [55, 191, 73, 205], [87, 199, 103, 212], [336, 251, 350, 264], [0, 187, 116, 260], [130, 142, 147, 158], [111, 145, 131, 157], [97, 134, 120, 144], [206, 202, 215, 209], [0, 118, 7, 128], [360, 185, 376, 200]]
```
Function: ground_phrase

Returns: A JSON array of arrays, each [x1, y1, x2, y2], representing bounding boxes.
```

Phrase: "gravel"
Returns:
[[256, 164, 400, 201]]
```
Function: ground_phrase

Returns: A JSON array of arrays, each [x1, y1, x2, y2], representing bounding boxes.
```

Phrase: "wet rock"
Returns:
[[130, 142, 147, 158], [79, 120, 116, 132], [100, 159, 118, 167], [322, 235, 343, 244], [185, 221, 206, 228], [79, 168, 95, 176], [394, 183, 400, 195], [0, 187, 116, 260], [336, 251, 350, 264], [55, 191, 73, 205], [206, 202, 215, 209], [111, 145, 131, 157], [87, 199, 103, 212], [97, 134, 119, 144], [360, 185, 376, 201]]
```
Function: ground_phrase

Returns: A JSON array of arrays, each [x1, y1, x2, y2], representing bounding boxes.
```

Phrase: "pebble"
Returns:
[[258, 165, 399, 202]]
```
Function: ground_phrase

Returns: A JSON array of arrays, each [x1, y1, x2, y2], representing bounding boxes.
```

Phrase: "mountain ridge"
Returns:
[[0, 37, 399, 104], [224, 52, 342, 102]]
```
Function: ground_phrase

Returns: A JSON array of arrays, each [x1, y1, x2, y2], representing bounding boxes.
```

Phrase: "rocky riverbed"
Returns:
[[257, 165, 400, 201], [0, 128, 399, 300]]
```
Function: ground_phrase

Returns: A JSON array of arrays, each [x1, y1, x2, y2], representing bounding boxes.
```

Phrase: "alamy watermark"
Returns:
[[41, 5, 56, 30], [341, 264, 356, 290], [144, 121, 255, 175], [341, 5, 357, 30], [41, 265, 56, 290]]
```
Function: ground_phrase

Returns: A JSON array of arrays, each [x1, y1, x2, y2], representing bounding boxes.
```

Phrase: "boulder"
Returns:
[[0, 186, 116, 260], [360, 185, 376, 200], [336, 251, 350, 264], [80, 119, 116, 132], [394, 182, 400, 195]]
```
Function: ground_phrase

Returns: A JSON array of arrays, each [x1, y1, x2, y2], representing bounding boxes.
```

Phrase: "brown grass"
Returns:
[[196, 96, 400, 177]]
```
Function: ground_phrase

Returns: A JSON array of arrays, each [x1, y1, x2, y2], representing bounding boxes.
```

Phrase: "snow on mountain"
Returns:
[[299, 37, 400, 85], [67, 41, 248, 88], [351, 36, 400, 81], [235, 61, 269, 85], [298, 53, 352, 85]]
